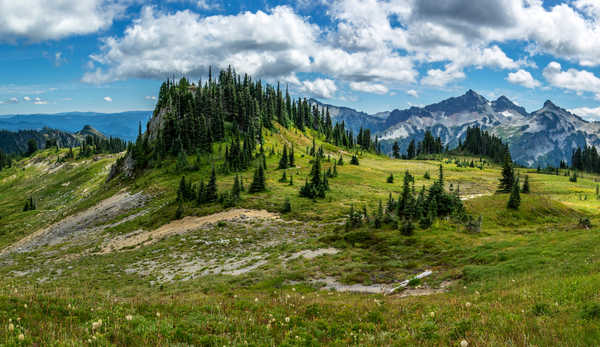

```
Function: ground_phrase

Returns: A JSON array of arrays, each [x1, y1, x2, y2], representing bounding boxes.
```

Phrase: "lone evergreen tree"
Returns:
[[281, 197, 292, 213], [498, 150, 515, 193], [205, 167, 218, 202], [175, 199, 184, 219], [392, 141, 400, 159], [232, 175, 242, 199], [249, 162, 266, 193], [288, 145, 295, 167], [350, 154, 359, 165], [521, 175, 530, 194], [278, 145, 288, 169], [507, 177, 521, 210], [387, 173, 394, 183]]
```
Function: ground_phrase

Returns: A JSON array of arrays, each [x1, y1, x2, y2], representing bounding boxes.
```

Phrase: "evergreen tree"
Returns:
[[232, 174, 242, 199], [281, 197, 292, 213], [26, 139, 38, 156], [338, 155, 344, 165], [299, 157, 327, 199], [278, 145, 288, 169], [350, 154, 359, 165], [521, 175, 530, 194], [498, 150, 515, 193], [288, 145, 295, 167], [387, 173, 394, 183], [401, 219, 415, 236], [279, 170, 288, 182], [175, 199, 184, 219], [507, 177, 521, 210], [392, 141, 400, 159], [374, 200, 383, 228], [249, 162, 266, 193], [206, 167, 218, 202], [406, 140, 416, 159]]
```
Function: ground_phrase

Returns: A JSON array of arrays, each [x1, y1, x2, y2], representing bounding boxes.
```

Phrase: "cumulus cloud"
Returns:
[[23, 96, 31, 101], [349, 82, 389, 94], [0, 0, 128, 42], [103, 96, 113, 102], [300, 78, 337, 99], [570, 106, 600, 121], [507, 69, 541, 89], [82, 5, 417, 86], [406, 89, 418, 97], [543, 62, 600, 99]]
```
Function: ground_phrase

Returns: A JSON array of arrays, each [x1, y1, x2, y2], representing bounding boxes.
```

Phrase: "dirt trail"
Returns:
[[0, 191, 146, 256], [101, 209, 280, 253]]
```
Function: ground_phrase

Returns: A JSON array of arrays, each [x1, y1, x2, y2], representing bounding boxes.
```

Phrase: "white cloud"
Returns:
[[543, 62, 600, 97], [406, 89, 418, 97], [300, 78, 337, 99], [145, 96, 156, 100], [23, 96, 31, 101], [0, 0, 128, 42], [82, 5, 417, 86], [421, 65, 465, 87], [33, 97, 47, 105], [506, 69, 541, 89], [103, 96, 113, 102], [570, 106, 600, 121], [349, 82, 389, 94]]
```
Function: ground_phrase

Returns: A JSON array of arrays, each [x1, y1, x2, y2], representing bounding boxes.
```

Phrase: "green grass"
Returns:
[[1, 126, 600, 345]]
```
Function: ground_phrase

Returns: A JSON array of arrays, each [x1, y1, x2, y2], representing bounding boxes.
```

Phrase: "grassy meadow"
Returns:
[[1, 125, 600, 345]]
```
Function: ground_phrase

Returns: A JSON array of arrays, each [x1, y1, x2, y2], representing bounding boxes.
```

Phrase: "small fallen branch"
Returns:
[[387, 270, 433, 295]]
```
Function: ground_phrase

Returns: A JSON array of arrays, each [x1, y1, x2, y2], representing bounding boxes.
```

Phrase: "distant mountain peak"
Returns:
[[76, 125, 106, 139], [543, 100, 559, 109], [492, 95, 528, 115]]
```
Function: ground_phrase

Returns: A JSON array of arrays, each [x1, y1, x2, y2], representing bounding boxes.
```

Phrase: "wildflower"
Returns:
[[292, 288, 296, 292], [429, 311, 435, 318], [460, 339, 468, 347], [8, 323, 14, 331], [301, 296, 305, 300], [18, 334, 25, 341], [156, 312, 161, 318], [92, 320, 102, 330], [23, 304, 27, 309], [285, 317, 290, 323], [465, 302, 472, 308], [254, 298, 259, 302], [126, 315, 133, 321]]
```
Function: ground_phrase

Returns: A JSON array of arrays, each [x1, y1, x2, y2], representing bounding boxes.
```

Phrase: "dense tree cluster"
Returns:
[[0, 150, 11, 171], [78, 135, 128, 158], [349, 165, 464, 231], [571, 145, 600, 174], [458, 126, 508, 163], [299, 157, 329, 199], [129, 68, 371, 173]]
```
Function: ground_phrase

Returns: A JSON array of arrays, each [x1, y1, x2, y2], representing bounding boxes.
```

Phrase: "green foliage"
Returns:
[[498, 150, 515, 193], [26, 138, 38, 157], [175, 199, 184, 219], [521, 175, 530, 193], [400, 218, 415, 236], [350, 154, 359, 165], [205, 167, 218, 202], [22, 196, 36, 212], [387, 173, 394, 183], [248, 161, 266, 193], [281, 197, 292, 213], [299, 157, 328, 199], [507, 177, 521, 210]]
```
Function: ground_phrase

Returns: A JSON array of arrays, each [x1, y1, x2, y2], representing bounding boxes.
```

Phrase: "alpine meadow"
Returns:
[[2, 1, 600, 346]]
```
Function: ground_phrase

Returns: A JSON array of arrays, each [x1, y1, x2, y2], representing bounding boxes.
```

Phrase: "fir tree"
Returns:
[[289, 174, 293, 186], [401, 219, 415, 236], [498, 150, 515, 193], [521, 175, 530, 194], [374, 200, 383, 228], [249, 162, 266, 193], [232, 174, 242, 199], [279, 170, 288, 183], [350, 154, 359, 165], [281, 197, 292, 213], [197, 180, 206, 204], [392, 141, 400, 159], [507, 177, 521, 210], [338, 155, 344, 165], [175, 199, 184, 219], [278, 145, 288, 169], [288, 145, 295, 167], [206, 167, 218, 202], [387, 173, 394, 183]]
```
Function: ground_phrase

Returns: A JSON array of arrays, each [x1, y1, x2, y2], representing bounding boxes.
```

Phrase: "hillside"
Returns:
[[2, 74, 600, 345], [0, 127, 80, 154]]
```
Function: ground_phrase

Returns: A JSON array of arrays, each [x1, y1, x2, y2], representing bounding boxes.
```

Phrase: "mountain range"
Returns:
[[313, 91, 598, 167], [0, 126, 105, 155], [0, 111, 151, 142]]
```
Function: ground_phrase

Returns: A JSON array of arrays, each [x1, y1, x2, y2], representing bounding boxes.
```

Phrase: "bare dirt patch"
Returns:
[[0, 191, 147, 256], [285, 248, 339, 261], [101, 209, 280, 253]]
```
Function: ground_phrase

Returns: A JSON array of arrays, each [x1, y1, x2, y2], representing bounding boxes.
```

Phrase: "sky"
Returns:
[[1, 0, 600, 120]]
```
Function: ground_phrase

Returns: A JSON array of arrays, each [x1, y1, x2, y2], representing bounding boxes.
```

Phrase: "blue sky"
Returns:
[[1, 0, 600, 119]]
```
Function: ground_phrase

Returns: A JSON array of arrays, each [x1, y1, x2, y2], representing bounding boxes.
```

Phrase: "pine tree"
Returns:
[[387, 173, 394, 183], [281, 197, 292, 213], [289, 174, 293, 186], [206, 167, 218, 202], [278, 145, 288, 169], [498, 150, 515, 193], [521, 175, 530, 194], [197, 180, 206, 204], [279, 170, 287, 182], [507, 177, 521, 210], [374, 200, 383, 228], [232, 174, 242, 199], [350, 154, 359, 165], [401, 219, 415, 236], [288, 145, 295, 167], [249, 162, 266, 193], [392, 141, 400, 159], [338, 155, 344, 165], [438, 164, 444, 187], [175, 199, 184, 219]]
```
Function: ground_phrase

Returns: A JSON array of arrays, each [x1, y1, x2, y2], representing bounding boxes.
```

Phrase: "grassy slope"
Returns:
[[1, 125, 600, 345]]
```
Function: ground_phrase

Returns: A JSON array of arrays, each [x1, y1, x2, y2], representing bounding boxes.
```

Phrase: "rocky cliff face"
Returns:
[[311, 91, 600, 167]]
